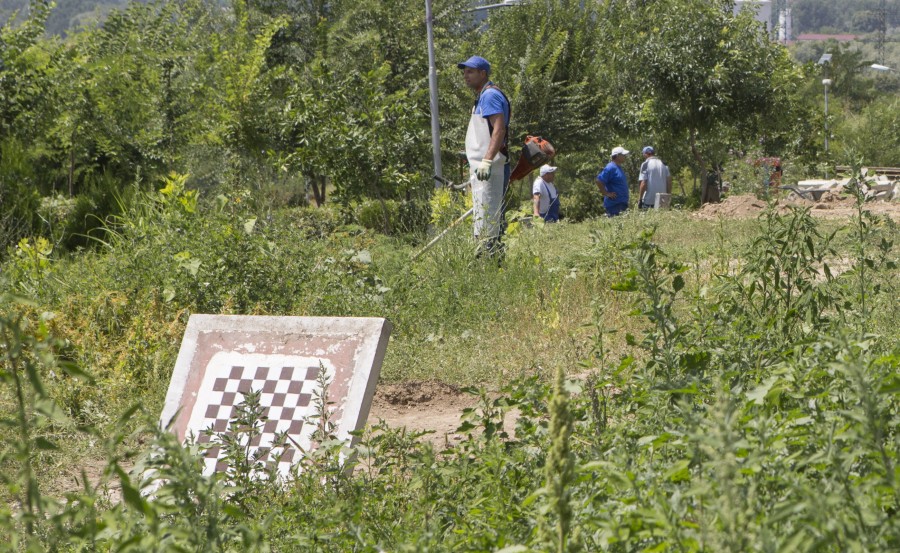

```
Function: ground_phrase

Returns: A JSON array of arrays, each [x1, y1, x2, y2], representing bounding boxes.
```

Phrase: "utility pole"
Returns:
[[823, 78, 831, 179], [425, 0, 442, 188], [878, 0, 887, 66]]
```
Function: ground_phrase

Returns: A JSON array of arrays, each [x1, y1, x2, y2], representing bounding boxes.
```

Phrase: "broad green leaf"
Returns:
[[747, 375, 780, 405], [34, 398, 70, 425]]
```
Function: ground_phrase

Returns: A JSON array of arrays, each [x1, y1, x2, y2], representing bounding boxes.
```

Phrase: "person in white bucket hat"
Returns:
[[532, 164, 560, 222]]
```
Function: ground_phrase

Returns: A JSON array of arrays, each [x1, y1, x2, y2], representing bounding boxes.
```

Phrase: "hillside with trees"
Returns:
[[792, 0, 899, 34], [0, 0, 153, 35], [2, 0, 899, 37]]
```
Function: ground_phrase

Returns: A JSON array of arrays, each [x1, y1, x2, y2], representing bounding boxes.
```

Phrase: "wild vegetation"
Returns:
[[2, 168, 900, 551], [1, 0, 900, 550]]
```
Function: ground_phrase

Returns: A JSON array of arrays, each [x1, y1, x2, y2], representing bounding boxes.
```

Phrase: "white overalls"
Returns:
[[465, 94, 507, 243]]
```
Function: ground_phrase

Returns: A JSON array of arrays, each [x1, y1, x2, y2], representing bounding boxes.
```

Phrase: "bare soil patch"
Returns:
[[692, 193, 900, 220], [370, 381, 477, 449], [693, 194, 783, 220]]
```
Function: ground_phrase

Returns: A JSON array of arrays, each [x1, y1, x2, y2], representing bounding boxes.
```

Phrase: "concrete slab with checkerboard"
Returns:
[[160, 315, 391, 478]]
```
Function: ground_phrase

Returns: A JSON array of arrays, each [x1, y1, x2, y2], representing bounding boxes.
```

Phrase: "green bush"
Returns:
[[0, 138, 42, 256], [356, 198, 430, 236], [395, 198, 430, 235], [559, 176, 605, 222], [288, 205, 345, 238], [429, 187, 470, 228], [357, 199, 399, 233]]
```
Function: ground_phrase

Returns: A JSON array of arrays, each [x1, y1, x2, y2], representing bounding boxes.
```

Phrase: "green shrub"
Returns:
[[395, 198, 430, 236], [0, 138, 42, 256], [357, 199, 399, 233], [429, 187, 470, 228], [559, 176, 604, 222], [357, 198, 430, 236], [288, 205, 345, 238]]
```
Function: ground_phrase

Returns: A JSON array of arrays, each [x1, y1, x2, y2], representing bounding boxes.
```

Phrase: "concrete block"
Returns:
[[654, 193, 672, 209], [160, 315, 391, 478]]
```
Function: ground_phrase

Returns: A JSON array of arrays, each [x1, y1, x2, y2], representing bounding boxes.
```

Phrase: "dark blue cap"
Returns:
[[457, 55, 491, 73], [642, 146, 655, 155]]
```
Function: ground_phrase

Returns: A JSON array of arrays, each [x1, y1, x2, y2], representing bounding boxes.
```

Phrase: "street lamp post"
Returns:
[[426, 0, 442, 188], [823, 78, 831, 178], [817, 53, 832, 180]]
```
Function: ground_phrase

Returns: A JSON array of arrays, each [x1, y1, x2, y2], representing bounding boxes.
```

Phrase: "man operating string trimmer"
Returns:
[[458, 55, 510, 261]]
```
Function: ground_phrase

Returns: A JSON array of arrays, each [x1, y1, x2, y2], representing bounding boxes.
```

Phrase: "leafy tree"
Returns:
[[619, 0, 807, 198], [0, 0, 58, 148], [281, 61, 426, 210], [0, 0, 58, 245], [834, 95, 900, 166], [470, 0, 610, 153], [266, 0, 452, 206]]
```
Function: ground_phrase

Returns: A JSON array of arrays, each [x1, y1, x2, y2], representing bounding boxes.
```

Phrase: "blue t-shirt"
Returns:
[[475, 83, 510, 148], [597, 162, 629, 208]]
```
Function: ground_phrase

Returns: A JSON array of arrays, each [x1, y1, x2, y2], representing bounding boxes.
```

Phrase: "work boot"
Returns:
[[476, 237, 505, 266]]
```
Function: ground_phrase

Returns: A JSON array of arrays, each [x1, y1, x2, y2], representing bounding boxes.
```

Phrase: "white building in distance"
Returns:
[[735, 0, 793, 43]]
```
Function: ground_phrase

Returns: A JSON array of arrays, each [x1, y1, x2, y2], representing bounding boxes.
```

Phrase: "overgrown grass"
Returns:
[[2, 181, 899, 550]]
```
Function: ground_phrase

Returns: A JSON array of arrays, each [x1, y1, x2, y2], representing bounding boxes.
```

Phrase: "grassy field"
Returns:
[[2, 185, 899, 550]]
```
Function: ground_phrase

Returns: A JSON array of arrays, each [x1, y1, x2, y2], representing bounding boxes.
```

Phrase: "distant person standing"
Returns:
[[532, 164, 560, 222], [768, 159, 783, 189], [638, 146, 672, 209], [458, 55, 511, 258], [596, 146, 630, 217]]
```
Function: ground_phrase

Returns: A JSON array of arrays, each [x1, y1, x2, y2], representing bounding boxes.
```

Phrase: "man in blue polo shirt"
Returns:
[[458, 55, 511, 258], [596, 146, 630, 217]]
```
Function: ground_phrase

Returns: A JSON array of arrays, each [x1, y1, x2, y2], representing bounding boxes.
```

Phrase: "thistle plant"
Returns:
[[843, 166, 896, 332], [539, 365, 576, 553], [611, 227, 687, 381], [299, 363, 350, 489]]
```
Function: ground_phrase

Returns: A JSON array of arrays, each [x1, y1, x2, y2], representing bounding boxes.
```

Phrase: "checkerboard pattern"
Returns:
[[190, 362, 324, 477]]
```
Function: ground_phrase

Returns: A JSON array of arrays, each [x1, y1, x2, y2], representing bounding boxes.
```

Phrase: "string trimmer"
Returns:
[[412, 175, 472, 260]]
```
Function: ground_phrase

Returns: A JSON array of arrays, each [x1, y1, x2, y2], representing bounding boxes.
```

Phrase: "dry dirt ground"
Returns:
[[369, 381, 484, 450], [693, 192, 900, 220]]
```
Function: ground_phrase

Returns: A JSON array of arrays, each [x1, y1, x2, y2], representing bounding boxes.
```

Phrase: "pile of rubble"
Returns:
[[782, 168, 900, 203]]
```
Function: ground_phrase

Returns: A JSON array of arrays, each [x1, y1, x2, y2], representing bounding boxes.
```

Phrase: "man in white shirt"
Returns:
[[532, 164, 560, 222], [638, 146, 672, 209]]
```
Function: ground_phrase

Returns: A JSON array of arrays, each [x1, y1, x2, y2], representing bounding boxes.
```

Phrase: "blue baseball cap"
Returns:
[[457, 55, 491, 73], [642, 146, 655, 155]]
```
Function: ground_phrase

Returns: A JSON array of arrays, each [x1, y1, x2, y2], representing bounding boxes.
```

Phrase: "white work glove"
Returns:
[[475, 158, 493, 181]]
